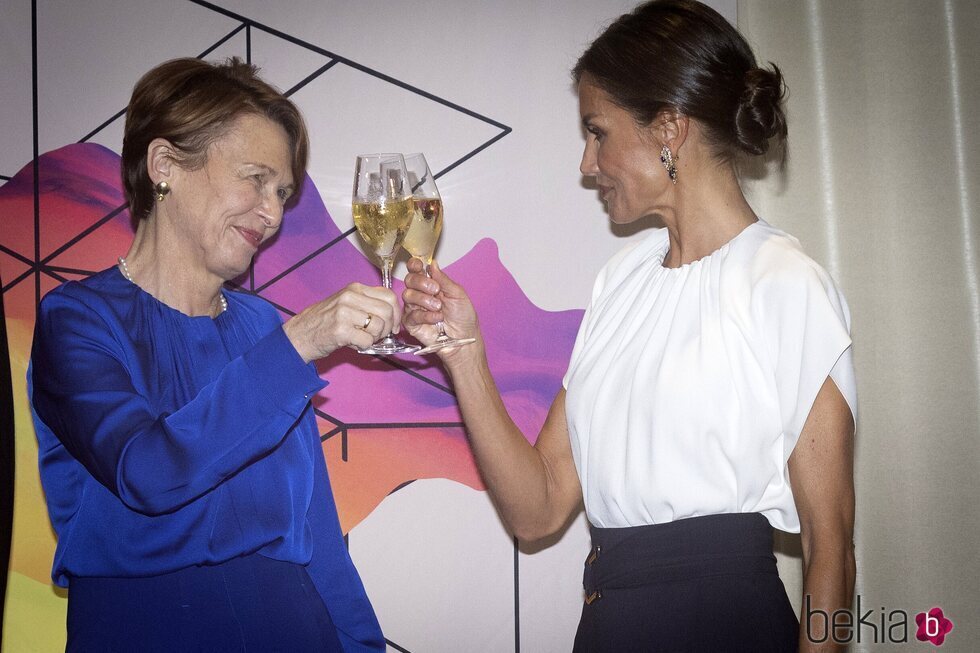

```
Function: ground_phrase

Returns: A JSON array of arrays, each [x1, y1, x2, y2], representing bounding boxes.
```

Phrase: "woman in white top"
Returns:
[[403, 1, 855, 650]]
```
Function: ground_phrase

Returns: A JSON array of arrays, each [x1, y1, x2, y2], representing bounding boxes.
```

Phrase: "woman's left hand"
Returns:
[[402, 258, 483, 366]]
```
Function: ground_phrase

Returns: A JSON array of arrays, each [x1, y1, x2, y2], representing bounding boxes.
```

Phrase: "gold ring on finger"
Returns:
[[360, 313, 373, 330]]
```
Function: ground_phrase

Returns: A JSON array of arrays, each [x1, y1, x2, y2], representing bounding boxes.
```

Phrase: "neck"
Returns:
[[122, 212, 226, 317], [658, 159, 758, 269]]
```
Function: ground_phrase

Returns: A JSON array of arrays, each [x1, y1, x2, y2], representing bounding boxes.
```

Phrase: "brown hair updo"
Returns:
[[574, 0, 786, 160], [121, 57, 309, 220]]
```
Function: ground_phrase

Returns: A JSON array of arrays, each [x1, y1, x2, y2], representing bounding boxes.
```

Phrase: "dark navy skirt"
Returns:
[[573, 513, 799, 652], [66, 553, 343, 652]]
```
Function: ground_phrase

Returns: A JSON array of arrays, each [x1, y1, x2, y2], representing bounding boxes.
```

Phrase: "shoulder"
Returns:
[[593, 227, 669, 297], [223, 288, 286, 327], [38, 267, 128, 323], [740, 221, 851, 325], [33, 268, 134, 363], [740, 222, 842, 296]]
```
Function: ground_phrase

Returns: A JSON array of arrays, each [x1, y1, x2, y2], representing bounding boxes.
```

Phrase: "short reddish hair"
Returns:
[[121, 57, 309, 220]]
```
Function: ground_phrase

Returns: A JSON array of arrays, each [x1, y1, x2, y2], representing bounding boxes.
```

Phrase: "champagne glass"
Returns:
[[352, 154, 419, 354], [402, 153, 475, 355]]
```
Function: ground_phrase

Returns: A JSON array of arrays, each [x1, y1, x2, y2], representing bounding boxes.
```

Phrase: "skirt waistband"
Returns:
[[583, 513, 777, 600]]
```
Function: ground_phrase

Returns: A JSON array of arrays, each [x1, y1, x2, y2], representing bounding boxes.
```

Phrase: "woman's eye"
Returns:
[[277, 189, 290, 202]]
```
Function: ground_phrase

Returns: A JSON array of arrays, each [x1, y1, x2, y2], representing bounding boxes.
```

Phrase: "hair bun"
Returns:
[[734, 64, 787, 155]]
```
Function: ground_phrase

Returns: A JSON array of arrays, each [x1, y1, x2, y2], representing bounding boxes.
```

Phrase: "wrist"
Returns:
[[442, 336, 488, 377], [282, 318, 314, 364]]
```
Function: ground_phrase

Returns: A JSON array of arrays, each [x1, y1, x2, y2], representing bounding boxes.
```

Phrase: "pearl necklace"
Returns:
[[117, 256, 228, 315]]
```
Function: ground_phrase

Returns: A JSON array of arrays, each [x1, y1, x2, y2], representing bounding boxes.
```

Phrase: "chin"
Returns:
[[215, 256, 255, 282], [607, 210, 642, 225]]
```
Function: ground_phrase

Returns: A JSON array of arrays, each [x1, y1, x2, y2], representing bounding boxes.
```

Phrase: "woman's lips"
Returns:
[[598, 184, 612, 200], [235, 226, 262, 248]]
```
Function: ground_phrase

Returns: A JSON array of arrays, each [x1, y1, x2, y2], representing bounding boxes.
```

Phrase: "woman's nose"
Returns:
[[257, 193, 283, 230], [580, 141, 599, 176]]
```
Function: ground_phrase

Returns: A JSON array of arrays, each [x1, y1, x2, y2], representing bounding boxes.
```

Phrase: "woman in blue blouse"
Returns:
[[29, 58, 394, 651]]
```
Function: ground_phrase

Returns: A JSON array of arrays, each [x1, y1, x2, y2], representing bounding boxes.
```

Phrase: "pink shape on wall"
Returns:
[[0, 143, 583, 531]]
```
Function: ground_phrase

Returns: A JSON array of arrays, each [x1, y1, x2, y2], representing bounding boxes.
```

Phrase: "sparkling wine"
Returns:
[[352, 197, 414, 257], [402, 198, 444, 263]]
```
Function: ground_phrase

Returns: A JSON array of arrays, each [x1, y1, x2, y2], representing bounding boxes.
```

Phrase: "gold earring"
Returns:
[[660, 146, 677, 184], [154, 181, 171, 201]]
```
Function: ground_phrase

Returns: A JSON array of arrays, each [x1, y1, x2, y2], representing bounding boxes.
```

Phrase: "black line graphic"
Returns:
[[388, 480, 415, 495], [372, 354, 456, 396], [514, 536, 521, 652], [385, 639, 413, 653], [40, 204, 128, 265], [32, 0, 40, 308], [78, 25, 247, 145], [2, 268, 33, 295], [187, 0, 511, 132], [256, 228, 356, 292], [345, 422, 465, 430], [0, 244, 35, 268], [44, 265, 98, 277], [77, 109, 127, 145], [198, 23, 246, 58], [284, 59, 339, 97]]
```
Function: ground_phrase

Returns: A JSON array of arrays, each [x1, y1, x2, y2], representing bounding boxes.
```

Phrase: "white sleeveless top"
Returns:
[[563, 220, 856, 533]]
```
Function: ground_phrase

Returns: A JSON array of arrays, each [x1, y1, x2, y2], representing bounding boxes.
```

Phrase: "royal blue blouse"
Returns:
[[29, 267, 384, 651]]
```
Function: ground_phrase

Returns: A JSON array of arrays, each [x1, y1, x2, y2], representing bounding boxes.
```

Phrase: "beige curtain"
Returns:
[[739, 1, 979, 649]]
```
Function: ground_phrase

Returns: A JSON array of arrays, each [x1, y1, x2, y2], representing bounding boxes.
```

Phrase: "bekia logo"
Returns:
[[806, 595, 955, 646], [915, 607, 954, 646]]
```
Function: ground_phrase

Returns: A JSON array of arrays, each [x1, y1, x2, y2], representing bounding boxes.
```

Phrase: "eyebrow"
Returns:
[[245, 163, 294, 189], [245, 163, 276, 174], [581, 113, 597, 127]]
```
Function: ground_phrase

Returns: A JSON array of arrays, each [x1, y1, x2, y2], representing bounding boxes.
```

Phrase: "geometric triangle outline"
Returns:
[[0, 251, 32, 291]]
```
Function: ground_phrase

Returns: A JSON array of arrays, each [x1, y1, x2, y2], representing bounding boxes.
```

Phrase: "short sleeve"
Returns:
[[563, 299, 597, 390], [752, 247, 856, 458], [563, 238, 650, 389]]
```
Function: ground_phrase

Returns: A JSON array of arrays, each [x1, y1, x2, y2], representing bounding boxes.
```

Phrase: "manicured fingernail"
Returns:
[[428, 299, 441, 310]]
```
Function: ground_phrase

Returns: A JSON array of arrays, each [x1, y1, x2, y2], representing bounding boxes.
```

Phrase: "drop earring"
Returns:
[[660, 146, 677, 184], [154, 181, 171, 201]]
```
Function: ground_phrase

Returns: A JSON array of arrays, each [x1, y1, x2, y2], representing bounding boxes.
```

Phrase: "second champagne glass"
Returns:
[[402, 153, 475, 355], [352, 153, 419, 355]]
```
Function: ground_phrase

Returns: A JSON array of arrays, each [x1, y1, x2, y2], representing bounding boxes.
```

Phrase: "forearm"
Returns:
[[446, 343, 565, 540], [33, 321, 322, 515], [799, 543, 856, 651]]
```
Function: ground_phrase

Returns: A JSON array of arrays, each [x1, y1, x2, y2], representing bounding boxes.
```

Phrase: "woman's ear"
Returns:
[[651, 109, 689, 156], [146, 138, 177, 185]]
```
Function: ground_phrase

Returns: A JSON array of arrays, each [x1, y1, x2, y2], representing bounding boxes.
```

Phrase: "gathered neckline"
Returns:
[[112, 265, 228, 322], [657, 219, 763, 272]]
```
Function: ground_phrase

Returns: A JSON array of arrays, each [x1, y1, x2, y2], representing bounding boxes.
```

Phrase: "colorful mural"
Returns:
[[0, 142, 583, 645]]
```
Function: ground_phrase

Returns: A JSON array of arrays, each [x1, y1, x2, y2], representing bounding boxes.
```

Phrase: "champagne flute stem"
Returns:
[[381, 256, 394, 289]]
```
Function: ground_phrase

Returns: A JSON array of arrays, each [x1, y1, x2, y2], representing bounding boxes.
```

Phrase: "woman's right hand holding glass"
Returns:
[[283, 283, 401, 363], [402, 258, 481, 364]]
